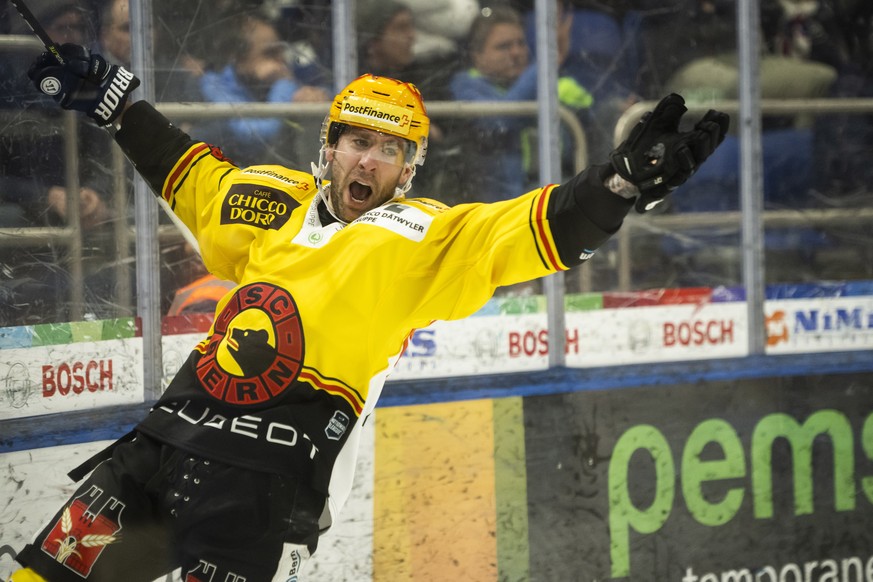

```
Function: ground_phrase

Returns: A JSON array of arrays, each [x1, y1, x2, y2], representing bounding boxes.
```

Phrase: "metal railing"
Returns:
[[0, 97, 590, 321], [2, 26, 872, 317], [155, 100, 590, 173], [4, 96, 873, 309], [612, 99, 873, 290]]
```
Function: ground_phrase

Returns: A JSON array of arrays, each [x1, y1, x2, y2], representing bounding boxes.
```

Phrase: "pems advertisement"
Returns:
[[522, 372, 873, 582], [2, 370, 873, 581]]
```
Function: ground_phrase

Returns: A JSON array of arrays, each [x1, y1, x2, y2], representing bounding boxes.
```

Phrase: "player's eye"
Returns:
[[381, 143, 400, 157]]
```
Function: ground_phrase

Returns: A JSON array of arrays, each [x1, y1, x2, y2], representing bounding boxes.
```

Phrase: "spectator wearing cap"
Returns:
[[357, 0, 417, 79], [355, 0, 462, 101], [355, 0, 467, 198]]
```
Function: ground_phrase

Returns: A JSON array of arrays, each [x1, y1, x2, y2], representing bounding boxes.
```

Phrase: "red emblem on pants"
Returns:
[[185, 560, 217, 581], [41, 485, 125, 577], [185, 559, 246, 582]]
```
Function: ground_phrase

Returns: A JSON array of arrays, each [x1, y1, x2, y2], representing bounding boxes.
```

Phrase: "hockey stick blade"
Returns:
[[9, 0, 66, 64]]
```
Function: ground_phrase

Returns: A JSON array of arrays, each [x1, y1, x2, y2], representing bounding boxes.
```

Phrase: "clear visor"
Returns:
[[332, 127, 416, 167]]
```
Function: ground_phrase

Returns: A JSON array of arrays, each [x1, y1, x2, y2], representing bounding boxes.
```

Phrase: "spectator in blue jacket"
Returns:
[[196, 11, 330, 167], [450, 5, 592, 202]]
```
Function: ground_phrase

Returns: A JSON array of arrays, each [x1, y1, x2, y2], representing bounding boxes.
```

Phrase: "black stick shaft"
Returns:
[[8, 0, 65, 64]]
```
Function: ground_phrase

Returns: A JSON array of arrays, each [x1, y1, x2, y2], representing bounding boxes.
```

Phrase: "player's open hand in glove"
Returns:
[[609, 94, 729, 213], [27, 43, 140, 127]]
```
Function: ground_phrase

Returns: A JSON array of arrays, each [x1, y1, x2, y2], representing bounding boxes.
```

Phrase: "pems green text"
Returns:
[[609, 409, 873, 578]]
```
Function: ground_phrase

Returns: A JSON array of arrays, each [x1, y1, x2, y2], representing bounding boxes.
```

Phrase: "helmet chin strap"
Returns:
[[312, 146, 347, 225], [395, 165, 416, 198]]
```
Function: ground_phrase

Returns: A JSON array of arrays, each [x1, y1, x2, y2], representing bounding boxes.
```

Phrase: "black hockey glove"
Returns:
[[610, 94, 729, 213], [27, 43, 140, 127]]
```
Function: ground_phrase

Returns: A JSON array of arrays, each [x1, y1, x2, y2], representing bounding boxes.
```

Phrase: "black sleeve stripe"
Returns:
[[218, 168, 235, 190]]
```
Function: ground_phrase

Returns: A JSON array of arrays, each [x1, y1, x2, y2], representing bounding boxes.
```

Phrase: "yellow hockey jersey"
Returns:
[[115, 102, 632, 522]]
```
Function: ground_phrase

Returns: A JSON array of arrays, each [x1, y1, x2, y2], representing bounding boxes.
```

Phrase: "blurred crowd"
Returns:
[[0, 0, 872, 325]]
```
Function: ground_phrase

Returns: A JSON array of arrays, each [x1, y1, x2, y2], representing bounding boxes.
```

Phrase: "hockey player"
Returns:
[[10, 43, 728, 582]]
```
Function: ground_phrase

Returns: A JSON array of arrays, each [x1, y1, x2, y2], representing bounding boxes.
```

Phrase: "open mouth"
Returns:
[[349, 181, 372, 203]]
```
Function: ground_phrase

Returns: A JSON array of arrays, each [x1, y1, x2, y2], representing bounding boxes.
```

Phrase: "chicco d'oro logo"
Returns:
[[196, 283, 304, 405], [221, 183, 299, 231]]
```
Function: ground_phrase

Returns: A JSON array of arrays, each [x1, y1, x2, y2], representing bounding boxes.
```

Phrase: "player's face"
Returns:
[[326, 127, 413, 222]]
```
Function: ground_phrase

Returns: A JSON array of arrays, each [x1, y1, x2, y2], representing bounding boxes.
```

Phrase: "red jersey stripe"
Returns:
[[163, 143, 210, 202], [534, 186, 566, 271]]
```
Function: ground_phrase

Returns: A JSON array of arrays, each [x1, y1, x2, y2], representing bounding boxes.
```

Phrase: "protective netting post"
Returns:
[[535, 0, 566, 366], [129, 0, 163, 398]]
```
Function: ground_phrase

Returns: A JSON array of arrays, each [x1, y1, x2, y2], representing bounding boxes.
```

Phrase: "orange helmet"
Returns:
[[323, 74, 430, 166]]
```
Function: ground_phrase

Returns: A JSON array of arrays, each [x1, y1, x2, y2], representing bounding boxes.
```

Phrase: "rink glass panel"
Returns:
[[1, 2, 872, 581], [0, 2, 871, 403]]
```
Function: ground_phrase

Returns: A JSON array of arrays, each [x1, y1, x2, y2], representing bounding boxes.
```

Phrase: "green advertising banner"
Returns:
[[523, 372, 873, 581]]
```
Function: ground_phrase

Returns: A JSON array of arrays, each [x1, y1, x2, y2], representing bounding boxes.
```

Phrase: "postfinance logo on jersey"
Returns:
[[222, 183, 300, 230], [339, 96, 411, 135]]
